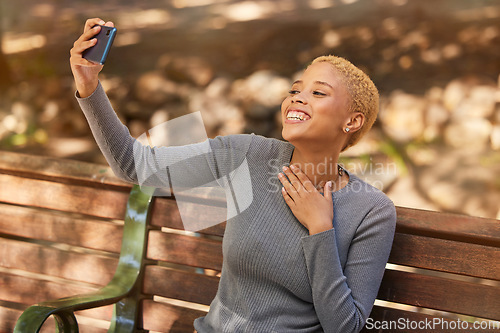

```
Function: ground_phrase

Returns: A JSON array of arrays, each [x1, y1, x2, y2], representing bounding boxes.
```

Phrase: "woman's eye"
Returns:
[[289, 90, 300, 95], [313, 91, 326, 96]]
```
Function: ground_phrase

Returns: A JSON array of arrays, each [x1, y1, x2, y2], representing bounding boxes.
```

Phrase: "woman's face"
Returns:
[[281, 61, 351, 148]]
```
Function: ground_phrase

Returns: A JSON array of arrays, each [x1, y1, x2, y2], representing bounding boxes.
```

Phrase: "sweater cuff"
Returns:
[[75, 80, 104, 101], [301, 227, 336, 250]]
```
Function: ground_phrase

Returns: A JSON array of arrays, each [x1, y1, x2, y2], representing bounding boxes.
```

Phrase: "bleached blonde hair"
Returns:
[[311, 55, 379, 151]]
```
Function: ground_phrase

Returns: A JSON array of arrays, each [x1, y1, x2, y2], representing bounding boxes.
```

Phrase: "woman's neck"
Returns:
[[289, 147, 342, 189]]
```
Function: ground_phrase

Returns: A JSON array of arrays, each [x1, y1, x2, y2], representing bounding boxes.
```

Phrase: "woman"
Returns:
[[71, 18, 396, 333]]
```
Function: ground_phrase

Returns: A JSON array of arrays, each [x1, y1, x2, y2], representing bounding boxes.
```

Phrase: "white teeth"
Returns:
[[287, 111, 309, 121]]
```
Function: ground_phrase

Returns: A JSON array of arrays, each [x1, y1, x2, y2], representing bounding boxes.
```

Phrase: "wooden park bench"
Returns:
[[0, 151, 499, 332]]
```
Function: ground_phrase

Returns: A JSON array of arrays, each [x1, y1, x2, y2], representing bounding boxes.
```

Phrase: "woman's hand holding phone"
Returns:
[[70, 18, 114, 98]]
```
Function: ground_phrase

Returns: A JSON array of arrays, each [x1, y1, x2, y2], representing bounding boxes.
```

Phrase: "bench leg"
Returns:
[[107, 296, 139, 333], [54, 312, 79, 333]]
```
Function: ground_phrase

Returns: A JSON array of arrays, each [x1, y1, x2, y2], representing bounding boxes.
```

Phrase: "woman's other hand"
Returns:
[[70, 18, 114, 98], [279, 165, 334, 235]]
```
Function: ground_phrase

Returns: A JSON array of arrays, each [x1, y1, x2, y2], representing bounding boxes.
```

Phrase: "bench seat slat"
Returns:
[[144, 266, 219, 306], [141, 299, 206, 332], [147, 230, 223, 271], [378, 269, 500, 320], [0, 238, 118, 285], [396, 207, 500, 247], [390, 232, 500, 280], [151, 198, 226, 237], [0, 174, 129, 220], [0, 203, 123, 253]]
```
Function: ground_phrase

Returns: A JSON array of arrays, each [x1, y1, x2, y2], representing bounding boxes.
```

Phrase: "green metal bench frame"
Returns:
[[14, 185, 154, 333]]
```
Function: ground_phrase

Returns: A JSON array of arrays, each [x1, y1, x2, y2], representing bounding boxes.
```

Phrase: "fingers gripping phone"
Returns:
[[82, 25, 117, 65]]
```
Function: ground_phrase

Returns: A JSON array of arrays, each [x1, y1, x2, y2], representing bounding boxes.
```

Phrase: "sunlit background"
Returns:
[[0, 0, 499, 219]]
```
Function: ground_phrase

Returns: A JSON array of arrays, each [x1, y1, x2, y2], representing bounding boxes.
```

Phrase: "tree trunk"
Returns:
[[0, 5, 13, 90]]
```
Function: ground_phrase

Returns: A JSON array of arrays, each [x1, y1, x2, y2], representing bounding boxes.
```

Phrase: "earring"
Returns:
[[345, 128, 350, 133]]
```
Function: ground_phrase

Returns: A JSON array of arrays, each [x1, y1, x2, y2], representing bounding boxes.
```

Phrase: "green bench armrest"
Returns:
[[14, 185, 154, 333]]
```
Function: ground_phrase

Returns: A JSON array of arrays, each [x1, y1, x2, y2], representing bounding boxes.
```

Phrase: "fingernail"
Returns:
[[99, 20, 105, 25], [290, 165, 298, 170], [327, 181, 332, 188], [282, 166, 288, 171]]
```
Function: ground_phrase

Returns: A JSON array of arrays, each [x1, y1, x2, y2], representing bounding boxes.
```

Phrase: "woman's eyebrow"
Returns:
[[314, 81, 334, 90], [291, 80, 334, 90]]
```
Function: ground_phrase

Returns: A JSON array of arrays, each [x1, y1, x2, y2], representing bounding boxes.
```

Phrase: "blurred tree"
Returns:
[[0, 1, 13, 90]]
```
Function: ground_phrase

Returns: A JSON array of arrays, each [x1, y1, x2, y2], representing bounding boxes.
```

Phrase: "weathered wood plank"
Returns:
[[0, 305, 110, 333], [0, 150, 130, 190], [144, 266, 219, 306], [151, 198, 226, 237], [0, 305, 56, 333], [389, 233, 500, 280], [147, 230, 223, 271], [0, 273, 113, 321], [0, 238, 118, 285], [377, 269, 500, 320], [396, 207, 500, 247], [0, 203, 123, 252], [141, 300, 206, 333], [0, 174, 129, 220]]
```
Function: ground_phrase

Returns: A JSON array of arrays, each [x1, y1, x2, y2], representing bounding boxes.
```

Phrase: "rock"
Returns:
[[205, 77, 232, 99], [134, 72, 182, 106], [379, 91, 426, 143], [232, 70, 291, 119], [444, 118, 492, 151], [452, 85, 496, 119], [188, 89, 245, 137], [418, 149, 500, 218], [443, 79, 468, 111], [160, 55, 215, 87], [424, 102, 449, 142], [100, 76, 129, 101], [491, 125, 500, 150]]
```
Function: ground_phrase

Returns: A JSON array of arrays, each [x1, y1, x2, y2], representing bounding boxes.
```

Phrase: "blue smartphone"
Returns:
[[82, 25, 117, 65]]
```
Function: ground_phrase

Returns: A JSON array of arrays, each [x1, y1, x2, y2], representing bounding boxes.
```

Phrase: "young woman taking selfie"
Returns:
[[70, 18, 396, 333]]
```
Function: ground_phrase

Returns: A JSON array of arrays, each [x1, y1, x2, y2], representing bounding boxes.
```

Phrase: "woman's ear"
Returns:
[[345, 112, 365, 133]]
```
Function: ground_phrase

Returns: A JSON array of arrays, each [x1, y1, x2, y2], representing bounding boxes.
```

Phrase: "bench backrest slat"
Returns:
[[144, 265, 220, 306], [390, 232, 500, 280], [0, 203, 124, 252], [396, 207, 500, 247], [141, 299, 206, 332], [147, 230, 223, 271], [378, 269, 500, 320], [0, 238, 118, 285], [151, 198, 226, 237], [0, 174, 129, 220]]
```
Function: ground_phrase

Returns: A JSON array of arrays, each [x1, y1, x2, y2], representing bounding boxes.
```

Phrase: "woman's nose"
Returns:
[[291, 93, 306, 104]]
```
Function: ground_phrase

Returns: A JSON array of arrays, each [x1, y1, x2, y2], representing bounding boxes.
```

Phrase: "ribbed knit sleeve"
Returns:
[[300, 200, 396, 333], [77, 82, 139, 183], [76, 82, 252, 190]]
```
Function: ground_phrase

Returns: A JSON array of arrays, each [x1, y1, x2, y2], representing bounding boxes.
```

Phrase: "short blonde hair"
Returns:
[[311, 55, 379, 151]]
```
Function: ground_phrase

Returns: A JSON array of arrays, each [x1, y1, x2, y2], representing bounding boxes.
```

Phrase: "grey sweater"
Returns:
[[77, 83, 396, 333]]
